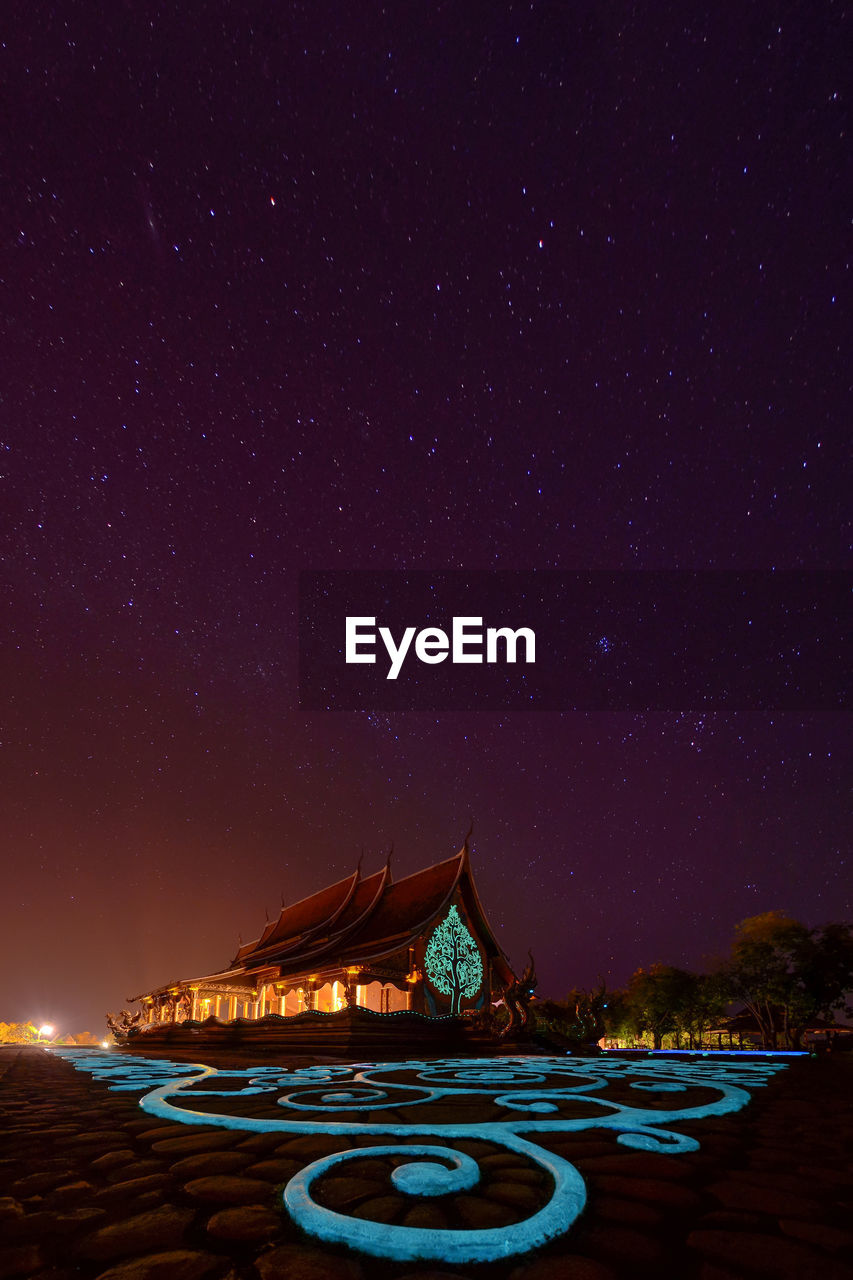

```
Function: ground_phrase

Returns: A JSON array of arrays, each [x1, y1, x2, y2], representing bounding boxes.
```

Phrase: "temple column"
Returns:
[[190, 988, 199, 1021], [228, 996, 237, 1021], [258, 986, 267, 1018], [213, 996, 221, 1019]]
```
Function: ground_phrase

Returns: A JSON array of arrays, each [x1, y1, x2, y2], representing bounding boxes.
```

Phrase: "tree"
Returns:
[[424, 905, 483, 1014], [531, 984, 607, 1049], [720, 912, 853, 1049], [672, 972, 729, 1049], [624, 965, 696, 1050], [602, 989, 638, 1046], [796, 921, 853, 1025], [0, 1022, 39, 1044], [719, 911, 806, 1049], [603, 969, 728, 1050]]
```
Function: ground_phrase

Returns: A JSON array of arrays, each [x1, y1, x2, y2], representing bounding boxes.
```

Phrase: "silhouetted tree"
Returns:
[[600, 989, 633, 1043], [720, 912, 853, 1049], [672, 971, 729, 1049], [532, 983, 608, 1049], [624, 965, 695, 1050]]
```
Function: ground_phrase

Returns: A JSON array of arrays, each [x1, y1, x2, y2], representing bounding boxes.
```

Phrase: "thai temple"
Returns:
[[116, 841, 530, 1048]]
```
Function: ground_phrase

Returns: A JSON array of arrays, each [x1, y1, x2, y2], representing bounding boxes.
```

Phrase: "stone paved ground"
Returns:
[[0, 1046, 851, 1280]]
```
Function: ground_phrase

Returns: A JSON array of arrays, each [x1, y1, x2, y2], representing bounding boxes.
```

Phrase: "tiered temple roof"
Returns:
[[131, 841, 515, 1003], [231, 843, 512, 981]]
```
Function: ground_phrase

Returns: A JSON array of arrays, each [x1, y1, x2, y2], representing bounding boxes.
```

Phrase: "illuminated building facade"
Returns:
[[129, 842, 515, 1030]]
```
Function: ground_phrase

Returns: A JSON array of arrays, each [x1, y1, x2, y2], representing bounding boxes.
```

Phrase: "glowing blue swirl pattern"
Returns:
[[55, 1050, 788, 1263]]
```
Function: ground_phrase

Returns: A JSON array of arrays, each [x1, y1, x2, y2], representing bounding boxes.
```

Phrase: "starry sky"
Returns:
[[2, 3, 849, 1034]]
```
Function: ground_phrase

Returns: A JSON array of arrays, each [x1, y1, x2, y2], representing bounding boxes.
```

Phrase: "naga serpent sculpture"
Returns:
[[500, 950, 537, 1037], [104, 1009, 142, 1039]]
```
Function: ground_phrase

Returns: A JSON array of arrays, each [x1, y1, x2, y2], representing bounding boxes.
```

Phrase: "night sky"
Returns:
[[2, 4, 849, 1034]]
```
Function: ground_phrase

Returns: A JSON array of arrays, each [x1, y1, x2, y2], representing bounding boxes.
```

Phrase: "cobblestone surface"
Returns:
[[0, 1047, 851, 1279]]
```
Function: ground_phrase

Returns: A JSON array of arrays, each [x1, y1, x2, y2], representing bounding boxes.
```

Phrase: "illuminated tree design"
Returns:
[[424, 905, 483, 1014]]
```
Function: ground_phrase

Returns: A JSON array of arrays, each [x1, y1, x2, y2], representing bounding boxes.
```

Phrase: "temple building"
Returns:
[[127, 841, 517, 1032]]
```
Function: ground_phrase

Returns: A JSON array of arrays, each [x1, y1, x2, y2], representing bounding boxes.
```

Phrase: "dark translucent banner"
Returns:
[[298, 571, 850, 712]]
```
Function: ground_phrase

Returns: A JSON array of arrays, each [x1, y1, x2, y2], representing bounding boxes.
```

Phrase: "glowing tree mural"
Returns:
[[425, 905, 484, 1014]]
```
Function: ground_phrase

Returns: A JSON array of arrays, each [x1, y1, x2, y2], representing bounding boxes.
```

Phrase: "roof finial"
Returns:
[[386, 842, 394, 866], [265, 906, 270, 922], [280, 892, 285, 908], [464, 818, 474, 848], [357, 847, 365, 876]]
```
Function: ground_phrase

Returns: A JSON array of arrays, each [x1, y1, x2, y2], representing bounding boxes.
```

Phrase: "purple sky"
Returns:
[[2, 3, 848, 1033]]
